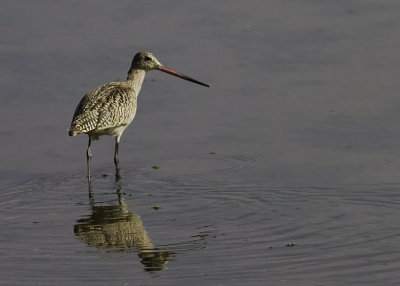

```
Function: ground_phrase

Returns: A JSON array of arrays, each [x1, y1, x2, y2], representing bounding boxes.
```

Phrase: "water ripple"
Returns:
[[1, 154, 400, 283]]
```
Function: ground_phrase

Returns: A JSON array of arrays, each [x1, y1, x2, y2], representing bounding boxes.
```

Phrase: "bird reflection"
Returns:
[[74, 179, 173, 271]]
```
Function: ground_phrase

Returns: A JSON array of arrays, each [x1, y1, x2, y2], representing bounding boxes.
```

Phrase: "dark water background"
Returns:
[[1, 1, 400, 285]]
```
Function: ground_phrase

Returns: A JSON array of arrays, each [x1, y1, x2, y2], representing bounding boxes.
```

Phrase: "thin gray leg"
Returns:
[[114, 137, 121, 181], [87, 137, 92, 181], [114, 137, 119, 168]]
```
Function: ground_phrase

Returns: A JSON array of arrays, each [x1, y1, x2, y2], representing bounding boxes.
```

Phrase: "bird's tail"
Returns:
[[67, 127, 77, 136]]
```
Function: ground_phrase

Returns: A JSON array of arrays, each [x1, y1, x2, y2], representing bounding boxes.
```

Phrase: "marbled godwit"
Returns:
[[68, 51, 209, 180]]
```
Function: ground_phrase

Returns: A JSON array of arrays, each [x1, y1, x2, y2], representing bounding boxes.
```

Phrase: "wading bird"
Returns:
[[68, 51, 209, 181]]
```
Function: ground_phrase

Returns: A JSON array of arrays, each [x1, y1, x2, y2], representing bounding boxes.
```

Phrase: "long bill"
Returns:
[[158, 65, 210, 87]]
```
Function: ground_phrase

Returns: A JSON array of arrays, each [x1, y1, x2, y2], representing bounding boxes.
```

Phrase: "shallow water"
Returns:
[[2, 159, 400, 285], [2, 0, 400, 285]]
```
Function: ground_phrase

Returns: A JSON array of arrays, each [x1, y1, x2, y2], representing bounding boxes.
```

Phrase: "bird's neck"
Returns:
[[126, 69, 147, 95]]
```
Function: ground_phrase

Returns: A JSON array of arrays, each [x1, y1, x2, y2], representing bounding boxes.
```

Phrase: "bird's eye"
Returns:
[[144, 56, 152, 61]]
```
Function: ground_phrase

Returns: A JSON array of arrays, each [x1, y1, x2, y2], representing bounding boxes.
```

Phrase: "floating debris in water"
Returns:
[[210, 152, 216, 155], [152, 165, 159, 170], [286, 242, 296, 247], [152, 205, 160, 210], [102, 173, 109, 177]]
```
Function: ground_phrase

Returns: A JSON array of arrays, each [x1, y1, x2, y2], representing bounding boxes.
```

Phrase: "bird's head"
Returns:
[[128, 51, 209, 87], [130, 51, 162, 71]]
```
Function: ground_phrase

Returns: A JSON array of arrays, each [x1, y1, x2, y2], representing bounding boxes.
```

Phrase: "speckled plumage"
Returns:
[[68, 51, 209, 180], [68, 81, 138, 140]]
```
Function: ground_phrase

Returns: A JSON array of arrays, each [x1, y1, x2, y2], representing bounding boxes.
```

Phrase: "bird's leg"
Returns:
[[87, 137, 92, 182], [114, 136, 121, 181], [88, 179, 94, 202], [114, 137, 119, 167]]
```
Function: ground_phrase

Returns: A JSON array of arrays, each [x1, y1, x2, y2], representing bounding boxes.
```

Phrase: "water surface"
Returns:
[[1, 0, 400, 285]]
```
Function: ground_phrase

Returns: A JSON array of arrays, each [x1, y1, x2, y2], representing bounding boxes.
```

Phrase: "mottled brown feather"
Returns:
[[68, 82, 137, 138]]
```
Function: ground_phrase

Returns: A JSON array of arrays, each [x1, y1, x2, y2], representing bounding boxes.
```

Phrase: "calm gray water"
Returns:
[[1, 0, 400, 285]]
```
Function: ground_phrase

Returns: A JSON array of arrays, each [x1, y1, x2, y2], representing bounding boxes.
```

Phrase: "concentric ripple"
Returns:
[[123, 153, 257, 179], [1, 154, 400, 285]]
